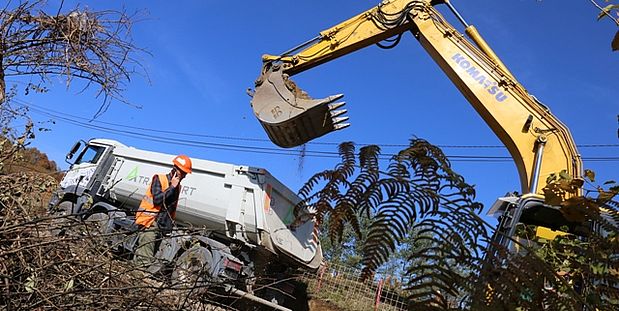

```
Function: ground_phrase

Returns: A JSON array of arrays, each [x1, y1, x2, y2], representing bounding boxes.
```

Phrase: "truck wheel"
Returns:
[[171, 246, 213, 293], [50, 201, 77, 236], [84, 211, 112, 235]]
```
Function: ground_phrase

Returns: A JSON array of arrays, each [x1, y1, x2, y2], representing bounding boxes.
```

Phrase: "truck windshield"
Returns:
[[75, 145, 104, 165]]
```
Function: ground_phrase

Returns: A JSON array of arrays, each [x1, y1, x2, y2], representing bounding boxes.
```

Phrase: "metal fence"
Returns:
[[301, 262, 407, 311]]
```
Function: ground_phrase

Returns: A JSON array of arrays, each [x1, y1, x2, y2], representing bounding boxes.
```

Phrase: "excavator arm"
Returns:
[[251, 0, 582, 197], [250, 0, 585, 237]]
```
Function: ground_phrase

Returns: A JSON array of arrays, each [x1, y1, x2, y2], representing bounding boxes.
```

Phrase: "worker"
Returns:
[[133, 154, 192, 267]]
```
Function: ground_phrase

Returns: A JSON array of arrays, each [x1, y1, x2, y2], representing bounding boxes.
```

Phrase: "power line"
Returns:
[[19, 102, 513, 162], [18, 101, 619, 150], [15, 100, 619, 163]]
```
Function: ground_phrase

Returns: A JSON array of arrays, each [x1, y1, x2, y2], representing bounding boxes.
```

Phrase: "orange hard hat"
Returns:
[[173, 155, 192, 174]]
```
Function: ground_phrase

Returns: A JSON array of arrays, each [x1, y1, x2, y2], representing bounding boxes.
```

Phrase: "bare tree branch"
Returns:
[[590, 0, 619, 26], [0, 0, 148, 115]]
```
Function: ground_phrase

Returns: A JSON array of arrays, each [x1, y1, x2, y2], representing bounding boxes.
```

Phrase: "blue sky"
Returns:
[[15, 0, 618, 227]]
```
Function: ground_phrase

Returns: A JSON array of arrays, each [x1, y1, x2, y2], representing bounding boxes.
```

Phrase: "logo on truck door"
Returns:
[[125, 166, 197, 196], [126, 166, 139, 182]]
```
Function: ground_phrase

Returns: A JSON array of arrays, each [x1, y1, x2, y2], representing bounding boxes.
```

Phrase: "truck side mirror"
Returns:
[[65, 141, 82, 163]]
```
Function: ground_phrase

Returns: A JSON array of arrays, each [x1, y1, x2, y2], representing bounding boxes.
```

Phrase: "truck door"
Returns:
[[60, 143, 107, 191]]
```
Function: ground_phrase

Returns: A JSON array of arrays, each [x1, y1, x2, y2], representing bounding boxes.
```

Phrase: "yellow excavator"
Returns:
[[249, 0, 587, 245]]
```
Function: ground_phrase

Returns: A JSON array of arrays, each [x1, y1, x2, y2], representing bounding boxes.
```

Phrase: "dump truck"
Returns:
[[48, 138, 322, 310]]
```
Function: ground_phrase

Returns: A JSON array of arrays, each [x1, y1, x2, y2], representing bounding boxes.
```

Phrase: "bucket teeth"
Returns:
[[327, 100, 346, 111], [330, 109, 348, 118], [251, 66, 352, 147], [332, 116, 349, 124], [333, 123, 351, 130], [326, 94, 344, 101]]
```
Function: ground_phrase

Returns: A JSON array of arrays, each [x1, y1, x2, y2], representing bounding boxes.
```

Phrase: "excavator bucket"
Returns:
[[250, 64, 349, 148]]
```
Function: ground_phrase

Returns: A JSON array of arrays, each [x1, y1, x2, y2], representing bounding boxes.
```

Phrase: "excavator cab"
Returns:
[[250, 63, 349, 148]]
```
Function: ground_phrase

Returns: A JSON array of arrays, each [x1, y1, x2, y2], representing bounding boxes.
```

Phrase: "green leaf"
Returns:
[[25, 274, 36, 293], [585, 169, 596, 182], [597, 5, 619, 21], [612, 30, 619, 51], [559, 170, 571, 181], [546, 172, 558, 184], [603, 180, 617, 185], [64, 279, 74, 292], [590, 263, 608, 275]]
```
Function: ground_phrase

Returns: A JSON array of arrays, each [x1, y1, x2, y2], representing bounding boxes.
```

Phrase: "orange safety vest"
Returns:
[[135, 173, 177, 228]]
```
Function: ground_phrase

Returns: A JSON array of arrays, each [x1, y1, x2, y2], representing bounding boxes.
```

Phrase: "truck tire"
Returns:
[[50, 201, 77, 236], [171, 246, 214, 293], [84, 211, 112, 235]]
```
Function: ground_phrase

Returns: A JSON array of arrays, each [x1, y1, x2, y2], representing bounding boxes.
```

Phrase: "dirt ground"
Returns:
[[308, 299, 344, 311]]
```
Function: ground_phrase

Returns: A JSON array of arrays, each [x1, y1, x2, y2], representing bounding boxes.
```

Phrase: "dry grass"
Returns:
[[0, 171, 383, 311], [0, 172, 242, 310]]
